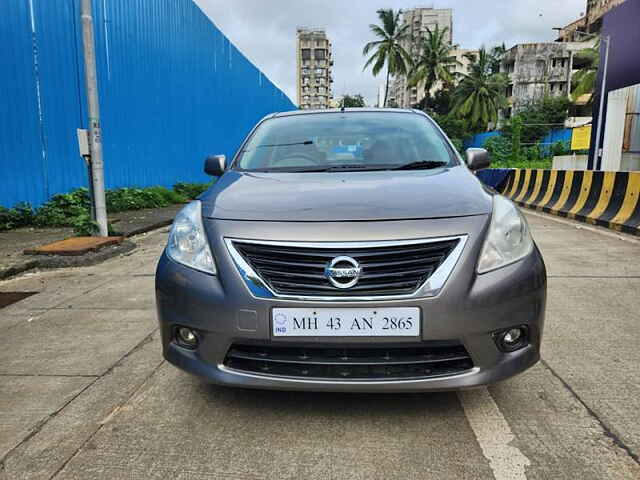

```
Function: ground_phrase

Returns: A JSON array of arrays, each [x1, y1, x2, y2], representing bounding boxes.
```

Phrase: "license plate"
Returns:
[[272, 308, 420, 337]]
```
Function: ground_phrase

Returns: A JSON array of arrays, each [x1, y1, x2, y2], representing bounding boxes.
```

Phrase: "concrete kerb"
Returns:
[[494, 169, 640, 236], [0, 212, 175, 280]]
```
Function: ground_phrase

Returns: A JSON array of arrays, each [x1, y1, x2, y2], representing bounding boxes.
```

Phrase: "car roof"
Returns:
[[270, 108, 420, 119]]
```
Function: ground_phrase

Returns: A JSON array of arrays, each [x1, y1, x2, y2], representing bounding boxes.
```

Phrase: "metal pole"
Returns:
[[83, 156, 96, 221], [594, 35, 610, 171], [80, 0, 108, 236]]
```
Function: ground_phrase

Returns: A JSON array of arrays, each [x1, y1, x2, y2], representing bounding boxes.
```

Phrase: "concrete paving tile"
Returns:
[[61, 275, 156, 311], [52, 365, 492, 480], [3, 210, 640, 480], [0, 309, 156, 376], [542, 277, 640, 458], [1, 331, 162, 480], [525, 213, 640, 277], [79, 230, 167, 278], [490, 364, 640, 479], [0, 310, 45, 331], [0, 375, 92, 460], [0, 272, 112, 316]]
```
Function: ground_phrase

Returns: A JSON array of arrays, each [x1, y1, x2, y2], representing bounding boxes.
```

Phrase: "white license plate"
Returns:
[[272, 308, 420, 337]]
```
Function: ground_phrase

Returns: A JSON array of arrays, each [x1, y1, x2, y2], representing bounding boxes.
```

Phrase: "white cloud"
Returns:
[[195, 0, 586, 106]]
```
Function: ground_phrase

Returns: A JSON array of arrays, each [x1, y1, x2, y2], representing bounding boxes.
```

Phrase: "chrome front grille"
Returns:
[[229, 237, 462, 298]]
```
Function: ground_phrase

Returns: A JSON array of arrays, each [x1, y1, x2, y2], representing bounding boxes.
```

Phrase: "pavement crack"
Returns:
[[49, 358, 165, 480], [541, 358, 640, 466], [44, 327, 162, 479], [0, 373, 99, 378], [0, 327, 160, 471], [95, 327, 159, 377], [48, 307, 154, 311], [0, 373, 100, 466], [548, 275, 640, 279]]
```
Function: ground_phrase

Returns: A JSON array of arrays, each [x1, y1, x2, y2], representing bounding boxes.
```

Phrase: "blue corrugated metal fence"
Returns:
[[463, 131, 501, 149], [0, 0, 295, 208], [539, 128, 571, 156], [464, 128, 572, 154]]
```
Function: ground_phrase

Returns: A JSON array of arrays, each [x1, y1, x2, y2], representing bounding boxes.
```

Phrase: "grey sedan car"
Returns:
[[155, 108, 546, 392]]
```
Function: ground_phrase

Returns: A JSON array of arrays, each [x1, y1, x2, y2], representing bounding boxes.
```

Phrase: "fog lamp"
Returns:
[[496, 327, 527, 352], [176, 327, 198, 348], [503, 328, 522, 344]]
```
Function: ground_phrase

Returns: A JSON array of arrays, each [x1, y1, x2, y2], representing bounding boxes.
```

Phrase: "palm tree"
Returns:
[[571, 39, 599, 103], [363, 9, 412, 107], [451, 48, 507, 132], [407, 25, 458, 104]]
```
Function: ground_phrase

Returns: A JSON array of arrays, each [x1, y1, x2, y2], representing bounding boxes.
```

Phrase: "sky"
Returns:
[[195, 0, 587, 105]]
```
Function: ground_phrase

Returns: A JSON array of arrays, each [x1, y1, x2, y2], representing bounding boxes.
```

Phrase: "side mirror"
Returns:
[[465, 148, 490, 171], [204, 154, 226, 176]]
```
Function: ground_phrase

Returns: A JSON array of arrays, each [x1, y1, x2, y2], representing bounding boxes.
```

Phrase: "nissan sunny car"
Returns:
[[155, 108, 546, 392]]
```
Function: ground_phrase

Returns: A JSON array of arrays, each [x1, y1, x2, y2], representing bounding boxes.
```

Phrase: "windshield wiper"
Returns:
[[323, 164, 392, 172], [245, 140, 314, 151], [245, 165, 330, 173], [245, 164, 392, 173], [392, 160, 449, 170]]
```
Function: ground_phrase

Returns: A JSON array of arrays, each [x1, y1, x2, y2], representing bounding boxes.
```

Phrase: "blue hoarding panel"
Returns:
[[0, 0, 49, 207], [0, 0, 295, 208], [464, 131, 502, 149], [32, 0, 89, 201], [539, 128, 571, 156]]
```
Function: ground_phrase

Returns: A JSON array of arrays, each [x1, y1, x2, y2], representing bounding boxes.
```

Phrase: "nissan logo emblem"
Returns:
[[324, 256, 361, 289]]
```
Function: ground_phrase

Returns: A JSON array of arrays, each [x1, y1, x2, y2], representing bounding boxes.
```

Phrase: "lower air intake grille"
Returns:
[[224, 343, 473, 380]]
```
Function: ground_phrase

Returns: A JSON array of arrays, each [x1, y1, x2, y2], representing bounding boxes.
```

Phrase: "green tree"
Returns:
[[502, 96, 571, 145], [341, 94, 366, 107], [488, 43, 506, 74], [511, 116, 522, 164], [415, 87, 454, 115], [430, 113, 473, 146], [571, 39, 599, 103], [408, 25, 457, 105], [451, 47, 507, 132], [484, 135, 512, 165], [363, 9, 412, 107]]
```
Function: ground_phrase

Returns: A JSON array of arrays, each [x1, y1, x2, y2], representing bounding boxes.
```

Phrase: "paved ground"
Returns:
[[1, 212, 639, 480], [0, 205, 182, 279]]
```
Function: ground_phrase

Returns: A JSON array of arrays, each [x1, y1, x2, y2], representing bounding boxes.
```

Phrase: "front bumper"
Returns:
[[155, 216, 546, 392]]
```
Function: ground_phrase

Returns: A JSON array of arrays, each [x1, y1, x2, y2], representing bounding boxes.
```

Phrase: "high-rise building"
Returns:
[[296, 28, 333, 109], [499, 40, 597, 119], [555, 0, 626, 42], [388, 7, 453, 108]]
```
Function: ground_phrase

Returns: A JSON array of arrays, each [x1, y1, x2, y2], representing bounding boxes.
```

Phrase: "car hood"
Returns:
[[200, 166, 493, 222]]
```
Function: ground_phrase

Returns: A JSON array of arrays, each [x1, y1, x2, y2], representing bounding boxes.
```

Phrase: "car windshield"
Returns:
[[234, 111, 458, 172]]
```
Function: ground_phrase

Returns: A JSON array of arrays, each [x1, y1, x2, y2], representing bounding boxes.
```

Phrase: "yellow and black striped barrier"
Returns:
[[500, 169, 640, 235]]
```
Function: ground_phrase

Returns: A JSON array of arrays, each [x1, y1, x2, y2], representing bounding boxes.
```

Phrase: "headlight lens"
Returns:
[[478, 195, 533, 274], [167, 200, 216, 275]]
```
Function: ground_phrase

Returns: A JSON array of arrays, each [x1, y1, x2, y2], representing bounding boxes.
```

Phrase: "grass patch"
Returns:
[[490, 158, 553, 169], [0, 182, 213, 235]]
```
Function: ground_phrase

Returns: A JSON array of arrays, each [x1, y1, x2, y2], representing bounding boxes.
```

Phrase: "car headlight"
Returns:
[[478, 195, 533, 274], [166, 200, 216, 275]]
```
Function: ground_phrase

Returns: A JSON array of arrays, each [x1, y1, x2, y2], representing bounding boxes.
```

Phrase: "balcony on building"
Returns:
[[503, 61, 516, 75], [549, 82, 567, 95]]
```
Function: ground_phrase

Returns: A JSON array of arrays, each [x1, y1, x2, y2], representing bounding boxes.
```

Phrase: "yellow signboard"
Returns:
[[571, 125, 592, 150]]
